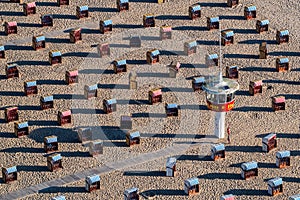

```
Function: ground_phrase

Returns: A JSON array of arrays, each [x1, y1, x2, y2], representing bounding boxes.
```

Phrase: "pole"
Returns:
[[218, 21, 222, 84]]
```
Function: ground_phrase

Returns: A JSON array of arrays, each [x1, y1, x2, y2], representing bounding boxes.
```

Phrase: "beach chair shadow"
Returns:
[[123, 171, 165, 177], [224, 189, 268, 196], [29, 127, 78, 143], [156, 15, 189, 20], [39, 186, 86, 193]]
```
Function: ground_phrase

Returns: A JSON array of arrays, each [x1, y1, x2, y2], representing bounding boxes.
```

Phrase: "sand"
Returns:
[[0, 0, 299, 199]]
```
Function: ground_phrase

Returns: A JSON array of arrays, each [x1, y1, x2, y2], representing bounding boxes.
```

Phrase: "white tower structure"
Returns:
[[202, 23, 239, 138]]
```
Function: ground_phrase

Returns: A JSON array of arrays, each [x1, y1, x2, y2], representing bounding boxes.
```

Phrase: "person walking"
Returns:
[[227, 126, 231, 144]]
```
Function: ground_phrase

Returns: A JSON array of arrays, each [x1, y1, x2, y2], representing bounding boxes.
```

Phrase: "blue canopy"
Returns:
[[116, 59, 126, 66], [268, 177, 283, 187], [166, 103, 178, 109], [192, 5, 201, 12], [224, 30, 234, 37], [279, 30, 289, 36], [51, 196, 65, 200], [51, 154, 62, 162], [278, 57, 289, 64], [120, 0, 129, 3], [0, 45, 5, 51], [212, 143, 225, 152], [7, 63, 18, 69], [208, 54, 218, 60], [45, 136, 57, 143], [87, 84, 98, 91], [193, 77, 205, 83], [5, 166, 17, 174], [124, 188, 138, 196], [129, 131, 140, 139], [185, 177, 199, 187], [25, 80, 36, 87], [151, 49, 160, 56], [260, 19, 269, 26], [166, 157, 176, 168], [245, 5, 256, 11], [289, 194, 300, 200], [17, 121, 28, 129], [86, 174, 100, 184], [241, 161, 258, 170], [221, 194, 235, 199], [106, 99, 117, 105], [145, 15, 154, 19], [210, 17, 219, 23], [79, 5, 88, 11], [42, 95, 53, 102], [42, 14, 53, 18], [276, 150, 290, 158], [103, 20, 112, 26], [187, 41, 197, 48], [35, 36, 45, 42], [50, 51, 61, 57]]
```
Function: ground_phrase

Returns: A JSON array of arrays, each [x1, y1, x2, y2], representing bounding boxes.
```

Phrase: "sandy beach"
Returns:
[[0, 0, 299, 199]]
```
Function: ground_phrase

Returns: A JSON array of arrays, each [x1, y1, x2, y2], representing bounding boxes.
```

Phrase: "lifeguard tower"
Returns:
[[202, 24, 239, 138]]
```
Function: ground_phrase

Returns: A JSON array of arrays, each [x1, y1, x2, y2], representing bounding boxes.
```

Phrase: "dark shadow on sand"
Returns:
[[29, 127, 78, 143], [173, 26, 206, 31], [239, 66, 276, 72], [15, 60, 49, 66], [200, 2, 227, 7], [39, 186, 86, 193], [132, 112, 166, 118], [0, 11, 23, 16], [18, 105, 40, 111], [60, 151, 90, 157], [233, 106, 273, 112], [269, 51, 300, 57], [198, 172, 241, 180], [161, 87, 193, 93], [238, 39, 277, 45], [89, 7, 118, 12], [255, 132, 300, 139], [117, 99, 148, 105], [98, 84, 129, 89], [36, 1, 57, 6], [123, 171, 165, 177], [18, 165, 48, 172], [46, 37, 70, 44], [235, 90, 250, 96], [136, 72, 169, 78], [0, 91, 24, 96], [263, 79, 300, 85], [141, 189, 186, 196], [219, 15, 244, 20], [156, 15, 189, 20], [113, 24, 143, 29], [141, 133, 207, 139], [5, 44, 33, 51], [18, 22, 41, 28], [79, 68, 114, 74], [52, 14, 77, 20], [177, 155, 211, 161], [224, 54, 257, 59], [37, 79, 65, 85], [126, 59, 147, 65], [53, 94, 85, 100], [226, 145, 262, 153], [0, 147, 44, 153], [224, 189, 268, 196], [71, 108, 105, 115]]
